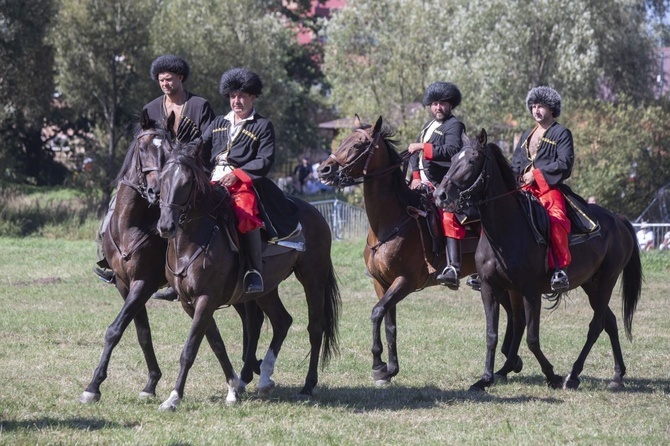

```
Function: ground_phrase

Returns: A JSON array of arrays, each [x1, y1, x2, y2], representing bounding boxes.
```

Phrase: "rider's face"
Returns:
[[158, 72, 183, 96], [430, 100, 452, 122], [229, 91, 256, 120], [531, 103, 554, 125]]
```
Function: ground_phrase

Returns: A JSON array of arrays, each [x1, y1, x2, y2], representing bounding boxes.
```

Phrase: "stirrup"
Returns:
[[437, 265, 459, 290], [243, 269, 264, 294], [550, 269, 569, 292], [93, 267, 115, 284], [466, 274, 481, 291]]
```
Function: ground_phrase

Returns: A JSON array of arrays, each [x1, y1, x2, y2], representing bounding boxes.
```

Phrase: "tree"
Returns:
[[53, 0, 154, 203], [0, 0, 56, 184]]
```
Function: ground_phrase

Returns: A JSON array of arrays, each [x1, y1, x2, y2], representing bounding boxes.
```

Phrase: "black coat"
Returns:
[[409, 115, 466, 185], [143, 92, 215, 144]]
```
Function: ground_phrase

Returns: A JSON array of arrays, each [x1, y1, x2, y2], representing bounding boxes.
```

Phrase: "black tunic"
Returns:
[[143, 91, 215, 144], [409, 115, 466, 185]]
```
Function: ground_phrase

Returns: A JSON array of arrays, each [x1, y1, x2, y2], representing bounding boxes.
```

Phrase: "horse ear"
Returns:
[[140, 108, 151, 130], [354, 114, 362, 128], [373, 116, 383, 134], [461, 131, 470, 147], [166, 112, 176, 138], [477, 128, 488, 146]]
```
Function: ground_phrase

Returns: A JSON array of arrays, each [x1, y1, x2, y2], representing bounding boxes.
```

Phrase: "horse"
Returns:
[[155, 143, 341, 410], [316, 116, 522, 385], [434, 129, 642, 391], [79, 110, 262, 404]]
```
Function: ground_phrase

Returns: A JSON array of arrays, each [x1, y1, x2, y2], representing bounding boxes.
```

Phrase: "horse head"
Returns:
[[317, 115, 385, 188], [157, 141, 208, 238], [133, 109, 176, 204], [434, 129, 489, 212]]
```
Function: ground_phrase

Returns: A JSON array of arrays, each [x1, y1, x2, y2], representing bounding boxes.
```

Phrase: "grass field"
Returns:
[[1, 237, 669, 445]]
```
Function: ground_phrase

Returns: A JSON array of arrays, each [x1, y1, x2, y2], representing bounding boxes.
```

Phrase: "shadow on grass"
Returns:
[[0, 417, 123, 432]]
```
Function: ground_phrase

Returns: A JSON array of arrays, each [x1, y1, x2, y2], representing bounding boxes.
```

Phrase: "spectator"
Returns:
[[636, 222, 654, 251], [293, 158, 311, 194], [587, 196, 597, 204], [659, 231, 670, 251]]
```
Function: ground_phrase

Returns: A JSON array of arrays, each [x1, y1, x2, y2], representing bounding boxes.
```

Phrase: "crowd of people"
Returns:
[[636, 222, 670, 251]]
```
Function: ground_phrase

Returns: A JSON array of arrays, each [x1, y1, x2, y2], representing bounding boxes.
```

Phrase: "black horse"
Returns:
[[434, 129, 642, 391]]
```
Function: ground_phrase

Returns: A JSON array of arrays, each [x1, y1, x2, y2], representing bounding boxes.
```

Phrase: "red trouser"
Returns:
[[216, 180, 263, 234], [439, 209, 466, 239], [522, 183, 571, 269]]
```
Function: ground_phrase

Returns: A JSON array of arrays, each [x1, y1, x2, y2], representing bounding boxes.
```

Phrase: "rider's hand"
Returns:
[[407, 142, 424, 154], [522, 170, 535, 185], [219, 173, 240, 188], [410, 178, 423, 190]]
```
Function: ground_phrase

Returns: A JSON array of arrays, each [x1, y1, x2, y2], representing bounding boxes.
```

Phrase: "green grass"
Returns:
[[1, 237, 670, 445]]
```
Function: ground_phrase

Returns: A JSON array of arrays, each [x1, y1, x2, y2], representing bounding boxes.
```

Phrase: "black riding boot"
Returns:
[[437, 237, 461, 290], [151, 286, 179, 301], [241, 229, 264, 294]]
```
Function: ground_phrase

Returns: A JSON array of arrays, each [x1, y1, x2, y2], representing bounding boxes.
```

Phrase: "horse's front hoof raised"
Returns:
[[513, 357, 523, 374], [78, 391, 101, 404]]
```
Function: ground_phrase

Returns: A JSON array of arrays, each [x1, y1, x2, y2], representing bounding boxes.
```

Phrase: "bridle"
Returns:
[[121, 129, 168, 200], [327, 129, 407, 187], [159, 159, 194, 226]]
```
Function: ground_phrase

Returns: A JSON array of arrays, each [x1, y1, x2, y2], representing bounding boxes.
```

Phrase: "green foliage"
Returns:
[[564, 98, 670, 217]]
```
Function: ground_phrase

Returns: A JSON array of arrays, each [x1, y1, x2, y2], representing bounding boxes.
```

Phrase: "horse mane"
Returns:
[[485, 142, 519, 192], [360, 122, 421, 207]]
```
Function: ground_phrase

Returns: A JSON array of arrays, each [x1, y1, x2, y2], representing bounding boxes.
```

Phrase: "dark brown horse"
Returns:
[[434, 129, 642, 391], [155, 143, 341, 410], [317, 116, 521, 385], [79, 111, 259, 403]]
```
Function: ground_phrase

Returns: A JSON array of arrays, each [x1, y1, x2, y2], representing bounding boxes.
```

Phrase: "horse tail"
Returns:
[[620, 218, 643, 341], [320, 261, 342, 365]]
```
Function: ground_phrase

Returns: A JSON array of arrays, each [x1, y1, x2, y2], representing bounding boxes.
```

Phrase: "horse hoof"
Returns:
[[468, 384, 488, 393], [607, 381, 625, 391], [548, 376, 564, 389], [258, 382, 276, 398], [372, 365, 389, 382], [295, 391, 313, 401], [563, 377, 580, 390], [78, 391, 101, 404], [513, 357, 523, 374], [139, 391, 156, 399], [374, 378, 391, 387], [158, 403, 177, 412]]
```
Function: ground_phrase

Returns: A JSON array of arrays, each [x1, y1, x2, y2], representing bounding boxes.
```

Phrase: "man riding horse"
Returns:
[[511, 86, 573, 292], [407, 81, 467, 289]]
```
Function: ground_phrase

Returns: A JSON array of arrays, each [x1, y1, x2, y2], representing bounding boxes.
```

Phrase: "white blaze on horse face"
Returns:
[[458, 151, 466, 160], [153, 137, 163, 147]]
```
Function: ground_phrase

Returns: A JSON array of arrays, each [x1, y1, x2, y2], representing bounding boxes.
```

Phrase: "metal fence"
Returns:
[[310, 199, 369, 241]]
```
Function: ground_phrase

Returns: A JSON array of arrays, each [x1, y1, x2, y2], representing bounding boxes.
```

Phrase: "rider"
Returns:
[[94, 55, 215, 292], [408, 81, 467, 290], [511, 86, 573, 292], [197, 67, 298, 294]]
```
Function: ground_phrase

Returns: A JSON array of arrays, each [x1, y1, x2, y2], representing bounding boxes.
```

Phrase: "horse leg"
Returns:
[[563, 281, 619, 390], [495, 291, 524, 378], [253, 289, 293, 398], [159, 296, 227, 411], [603, 306, 627, 390], [470, 285, 501, 391], [235, 301, 264, 389], [524, 294, 563, 389], [80, 280, 161, 403], [370, 278, 412, 385]]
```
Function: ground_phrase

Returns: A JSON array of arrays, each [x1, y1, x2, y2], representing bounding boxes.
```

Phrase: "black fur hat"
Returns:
[[219, 68, 263, 97], [422, 82, 462, 107], [526, 86, 562, 118], [150, 55, 190, 82]]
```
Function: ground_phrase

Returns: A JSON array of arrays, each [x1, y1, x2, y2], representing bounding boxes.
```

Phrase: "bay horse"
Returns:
[[434, 129, 642, 391], [79, 110, 261, 403], [155, 143, 341, 410], [317, 116, 521, 385]]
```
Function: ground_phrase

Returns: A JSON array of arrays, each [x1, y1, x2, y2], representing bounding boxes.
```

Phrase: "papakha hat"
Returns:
[[219, 68, 263, 97], [526, 86, 562, 118], [422, 82, 462, 107], [150, 55, 190, 82]]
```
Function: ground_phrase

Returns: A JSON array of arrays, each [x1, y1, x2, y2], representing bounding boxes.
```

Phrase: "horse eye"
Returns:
[[152, 138, 162, 147]]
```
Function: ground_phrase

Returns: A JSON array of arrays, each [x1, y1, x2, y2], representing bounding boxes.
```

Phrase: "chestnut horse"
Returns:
[[155, 143, 341, 410], [434, 130, 642, 391], [317, 116, 521, 385], [79, 111, 262, 404]]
